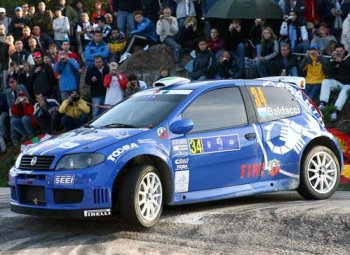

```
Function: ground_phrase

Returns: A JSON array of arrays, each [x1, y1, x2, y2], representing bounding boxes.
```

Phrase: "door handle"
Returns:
[[244, 133, 256, 140]]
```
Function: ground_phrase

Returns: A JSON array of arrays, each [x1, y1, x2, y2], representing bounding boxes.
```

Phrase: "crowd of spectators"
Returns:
[[0, 0, 350, 153]]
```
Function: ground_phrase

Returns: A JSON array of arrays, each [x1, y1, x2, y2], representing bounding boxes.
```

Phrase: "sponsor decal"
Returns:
[[175, 158, 189, 164], [84, 209, 111, 217], [189, 134, 240, 155], [258, 106, 301, 118], [172, 139, 189, 156], [240, 163, 265, 179], [54, 175, 75, 185], [173, 151, 189, 157], [157, 127, 168, 139], [137, 138, 156, 144], [174, 170, 189, 193], [107, 143, 139, 162], [268, 159, 280, 176]]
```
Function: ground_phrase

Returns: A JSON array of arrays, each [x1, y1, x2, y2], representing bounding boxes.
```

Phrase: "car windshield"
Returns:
[[91, 91, 190, 128]]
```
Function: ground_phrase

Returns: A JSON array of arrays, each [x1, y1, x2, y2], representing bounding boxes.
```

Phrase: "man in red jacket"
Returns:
[[10, 90, 36, 146]]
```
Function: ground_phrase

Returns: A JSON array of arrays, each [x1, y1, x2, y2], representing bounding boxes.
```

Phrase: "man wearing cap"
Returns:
[[54, 48, 80, 101], [9, 7, 32, 40], [300, 42, 328, 101], [0, 7, 12, 34], [59, 91, 90, 131], [319, 43, 350, 121], [28, 51, 55, 98]]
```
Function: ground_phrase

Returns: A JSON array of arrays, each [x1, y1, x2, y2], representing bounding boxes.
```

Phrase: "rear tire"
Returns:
[[118, 165, 163, 227], [297, 146, 340, 199]]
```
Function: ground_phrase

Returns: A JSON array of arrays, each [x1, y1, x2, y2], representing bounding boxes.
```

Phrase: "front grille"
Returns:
[[19, 155, 55, 170], [54, 189, 83, 204], [11, 186, 17, 200], [19, 185, 46, 205], [94, 188, 110, 204]]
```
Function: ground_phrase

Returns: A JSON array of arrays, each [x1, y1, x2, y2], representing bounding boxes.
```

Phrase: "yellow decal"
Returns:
[[189, 139, 204, 154], [250, 87, 268, 108]]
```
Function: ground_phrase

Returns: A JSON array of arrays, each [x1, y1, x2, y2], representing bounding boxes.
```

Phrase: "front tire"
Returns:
[[118, 165, 163, 227], [297, 146, 340, 199]]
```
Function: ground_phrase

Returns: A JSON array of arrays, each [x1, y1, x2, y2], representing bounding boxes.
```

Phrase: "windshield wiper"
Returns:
[[101, 123, 137, 128], [83, 123, 95, 128]]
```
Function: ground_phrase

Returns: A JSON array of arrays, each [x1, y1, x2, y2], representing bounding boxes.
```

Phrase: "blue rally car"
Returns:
[[9, 78, 343, 227]]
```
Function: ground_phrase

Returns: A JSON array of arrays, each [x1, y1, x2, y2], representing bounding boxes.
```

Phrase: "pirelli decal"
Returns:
[[188, 134, 240, 155]]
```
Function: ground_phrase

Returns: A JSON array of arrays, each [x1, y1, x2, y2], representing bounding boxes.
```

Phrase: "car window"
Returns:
[[182, 87, 248, 133], [248, 86, 301, 122]]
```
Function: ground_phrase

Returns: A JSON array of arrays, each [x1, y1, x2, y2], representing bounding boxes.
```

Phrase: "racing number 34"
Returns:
[[189, 139, 204, 154], [250, 87, 268, 108]]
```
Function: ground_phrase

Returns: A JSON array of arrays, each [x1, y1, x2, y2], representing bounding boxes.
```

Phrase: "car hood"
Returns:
[[24, 128, 149, 156]]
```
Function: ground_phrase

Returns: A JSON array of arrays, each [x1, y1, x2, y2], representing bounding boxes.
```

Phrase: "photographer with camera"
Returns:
[[124, 74, 142, 97], [156, 7, 183, 72], [215, 50, 244, 79], [59, 91, 90, 131], [103, 62, 127, 106], [280, 10, 309, 53], [33, 92, 61, 134], [319, 43, 350, 121], [224, 19, 245, 63]]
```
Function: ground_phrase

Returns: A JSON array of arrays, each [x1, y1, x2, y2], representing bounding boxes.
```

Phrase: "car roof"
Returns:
[[158, 79, 245, 91]]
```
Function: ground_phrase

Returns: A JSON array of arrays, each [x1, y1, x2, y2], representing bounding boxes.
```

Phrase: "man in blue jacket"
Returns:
[[54, 49, 80, 101], [84, 30, 110, 68], [120, 10, 157, 63]]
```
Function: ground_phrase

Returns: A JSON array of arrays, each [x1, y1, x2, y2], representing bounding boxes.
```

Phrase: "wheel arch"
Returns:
[[111, 154, 173, 210], [301, 136, 343, 171]]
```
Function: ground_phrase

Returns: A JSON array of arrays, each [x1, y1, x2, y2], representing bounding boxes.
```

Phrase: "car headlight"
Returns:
[[55, 153, 105, 170], [15, 153, 23, 168]]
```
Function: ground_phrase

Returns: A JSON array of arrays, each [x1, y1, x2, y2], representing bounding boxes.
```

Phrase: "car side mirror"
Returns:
[[170, 119, 194, 134]]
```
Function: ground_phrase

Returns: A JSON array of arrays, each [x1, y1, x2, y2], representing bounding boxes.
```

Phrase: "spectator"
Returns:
[[91, 1, 106, 24], [280, 10, 309, 53], [5, 34, 16, 56], [0, 7, 12, 34], [311, 23, 337, 52], [0, 24, 5, 42], [0, 91, 9, 143], [76, 12, 94, 54], [155, 66, 171, 82], [48, 43, 58, 63], [54, 49, 80, 101], [329, 0, 350, 40], [59, 91, 90, 131], [156, 7, 183, 71], [175, 0, 196, 29], [190, 39, 216, 81], [10, 39, 30, 66], [224, 19, 245, 62], [112, 0, 140, 34], [75, 1, 88, 24], [272, 43, 299, 76], [215, 50, 244, 79], [284, 0, 306, 18], [58, 0, 78, 36], [85, 56, 109, 118], [107, 27, 126, 63], [300, 42, 327, 102], [104, 13, 117, 28], [84, 30, 110, 68], [160, 0, 177, 15], [125, 74, 141, 97], [0, 39, 9, 90], [21, 26, 38, 52], [31, 25, 54, 53], [21, 4, 30, 19], [6, 75, 30, 108], [121, 10, 157, 62], [96, 16, 112, 41], [176, 16, 202, 52], [9, 6, 32, 40], [319, 43, 350, 121], [256, 27, 279, 77], [52, 7, 70, 49], [249, 18, 270, 58], [32, 2, 53, 36], [43, 53, 54, 68], [6, 62, 31, 95], [33, 92, 60, 134], [200, 0, 218, 37], [27, 6, 36, 21], [206, 28, 224, 54], [305, 0, 320, 31], [103, 62, 127, 106], [9, 90, 36, 146], [341, 13, 350, 52], [26, 37, 42, 66], [28, 51, 55, 98]]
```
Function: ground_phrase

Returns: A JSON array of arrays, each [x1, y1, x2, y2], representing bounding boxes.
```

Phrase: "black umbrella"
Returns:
[[205, 0, 283, 20]]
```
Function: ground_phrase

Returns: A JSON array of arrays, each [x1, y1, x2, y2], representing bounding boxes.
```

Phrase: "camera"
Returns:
[[284, 16, 294, 22], [72, 94, 80, 102], [336, 51, 342, 57]]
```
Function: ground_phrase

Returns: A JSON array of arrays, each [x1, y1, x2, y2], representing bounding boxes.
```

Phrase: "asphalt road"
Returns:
[[0, 188, 349, 255]]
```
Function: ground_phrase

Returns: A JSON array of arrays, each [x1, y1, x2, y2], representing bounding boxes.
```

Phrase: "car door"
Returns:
[[171, 87, 264, 192]]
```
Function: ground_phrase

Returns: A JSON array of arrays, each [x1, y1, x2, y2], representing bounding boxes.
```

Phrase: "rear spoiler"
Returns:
[[256, 76, 305, 89]]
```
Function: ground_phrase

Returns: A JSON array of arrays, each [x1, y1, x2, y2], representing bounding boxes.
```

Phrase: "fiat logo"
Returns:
[[30, 157, 38, 166]]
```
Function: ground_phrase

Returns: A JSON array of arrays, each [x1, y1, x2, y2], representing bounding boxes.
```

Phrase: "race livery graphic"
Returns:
[[9, 77, 343, 228]]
